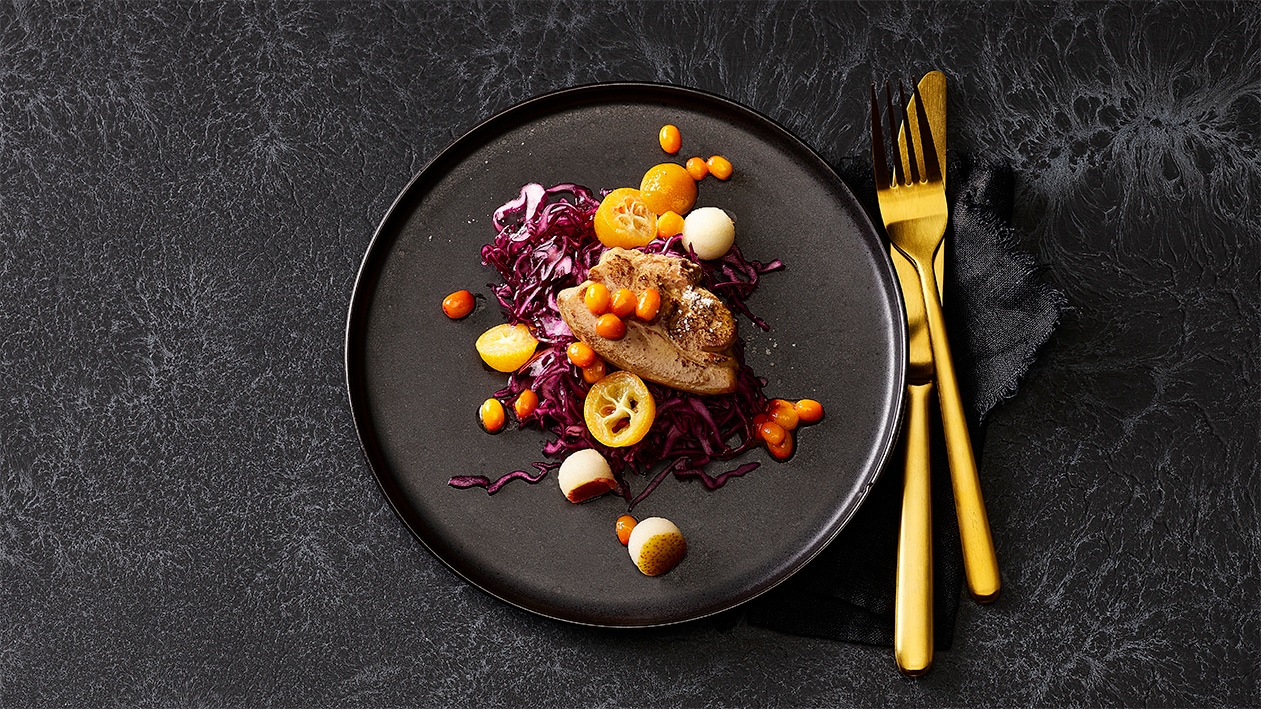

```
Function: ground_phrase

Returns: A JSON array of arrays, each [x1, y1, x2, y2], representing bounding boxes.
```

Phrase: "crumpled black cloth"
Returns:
[[733, 155, 1066, 648]]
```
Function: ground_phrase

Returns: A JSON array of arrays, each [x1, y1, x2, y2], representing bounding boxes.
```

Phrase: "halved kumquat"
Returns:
[[594, 188, 657, 249], [475, 323, 539, 373], [584, 371, 656, 447]]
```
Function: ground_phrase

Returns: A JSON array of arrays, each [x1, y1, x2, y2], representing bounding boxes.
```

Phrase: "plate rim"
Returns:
[[344, 80, 908, 627]]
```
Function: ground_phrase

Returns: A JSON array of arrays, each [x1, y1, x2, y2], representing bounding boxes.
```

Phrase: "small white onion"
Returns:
[[681, 207, 735, 260]]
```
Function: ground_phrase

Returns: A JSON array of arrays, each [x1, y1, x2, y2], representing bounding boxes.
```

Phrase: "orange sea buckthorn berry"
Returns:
[[616, 515, 638, 546], [442, 289, 475, 319], [567, 341, 597, 368], [767, 430, 794, 460], [514, 389, 539, 420], [610, 288, 637, 318], [768, 399, 799, 431], [658, 124, 682, 154], [795, 398, 825, 423], [657, 210, 685, 238], [479, 398, 506, 433], [758, 420, 787, 446], [707, 155, 733, 180], [685, 156, 709, 181], [595, 313, 627, 340], [751, 413, 769, 439], [581, 359, 607, 384], [773, 409, 800, 431], [635, 288, 661, 321], [585, 282, 611, 315]]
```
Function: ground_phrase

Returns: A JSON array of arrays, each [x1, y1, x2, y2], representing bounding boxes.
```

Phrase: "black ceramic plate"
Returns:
[[346, 83, 906, 627]]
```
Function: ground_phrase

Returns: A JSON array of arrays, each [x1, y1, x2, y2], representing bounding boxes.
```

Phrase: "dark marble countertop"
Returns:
[[2, 2, 1257, 706]]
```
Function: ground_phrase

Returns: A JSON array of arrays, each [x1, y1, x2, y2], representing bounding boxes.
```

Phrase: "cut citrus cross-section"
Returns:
[[583, 370, 656, 447], [594, 188, 658, 249]]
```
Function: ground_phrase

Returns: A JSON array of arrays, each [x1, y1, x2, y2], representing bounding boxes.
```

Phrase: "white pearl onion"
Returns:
[[681, 207, 735, 260]]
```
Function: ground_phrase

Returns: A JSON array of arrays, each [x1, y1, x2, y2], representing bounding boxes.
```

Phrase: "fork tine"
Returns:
[[870, 84, 891, 189], [883, 82, 904, 186], [899, 80, 921, 185], [912, 83, 942, 182]]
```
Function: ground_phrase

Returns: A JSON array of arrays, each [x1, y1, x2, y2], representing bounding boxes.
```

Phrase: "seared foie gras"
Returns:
[[558, 248, 739, 395]]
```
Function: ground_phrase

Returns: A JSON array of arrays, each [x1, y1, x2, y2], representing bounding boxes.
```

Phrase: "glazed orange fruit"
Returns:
[[567, 341, 597, 368], [479, 398, 506, 433], [639, 163, 697, 217], [513, 389, 539, 419]]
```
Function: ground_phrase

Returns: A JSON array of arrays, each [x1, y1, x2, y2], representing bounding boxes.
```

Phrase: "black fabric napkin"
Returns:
[[735, 155, 1066, 648]]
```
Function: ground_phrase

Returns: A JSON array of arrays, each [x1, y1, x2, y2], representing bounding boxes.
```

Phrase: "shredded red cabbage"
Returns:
[[449, 462, 557, 494], [452, 183, 784, 508]]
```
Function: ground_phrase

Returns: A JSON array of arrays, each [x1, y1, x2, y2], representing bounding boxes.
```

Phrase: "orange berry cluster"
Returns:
[[658, 124, 734, 182], [581, 283, 661, 342], [753, 398, 825, 460], [565, 341, 606, 384], [478, 388, 540, 433]]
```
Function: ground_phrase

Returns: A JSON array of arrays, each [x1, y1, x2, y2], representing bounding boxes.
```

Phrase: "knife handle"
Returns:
[[895, 381, 934, 676], [917, 268, 1002, 603]]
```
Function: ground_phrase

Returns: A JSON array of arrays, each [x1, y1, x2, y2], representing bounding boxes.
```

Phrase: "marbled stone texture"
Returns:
[[0, 1, 1256, 706]]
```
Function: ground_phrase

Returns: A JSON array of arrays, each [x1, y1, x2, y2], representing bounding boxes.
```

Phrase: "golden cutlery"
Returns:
[[871, 78, 1001, 604], [889, 71, 946, 676], [892, 326, 934, 675]]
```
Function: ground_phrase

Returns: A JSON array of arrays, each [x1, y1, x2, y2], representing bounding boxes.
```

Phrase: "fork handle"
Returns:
[[895, 381, 934, 676], [917, 266, 1002, 603]]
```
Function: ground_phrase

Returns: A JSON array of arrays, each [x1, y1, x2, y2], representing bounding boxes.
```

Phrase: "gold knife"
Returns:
[[890, 71, 944, 676], [894, 72, 1002, 607]]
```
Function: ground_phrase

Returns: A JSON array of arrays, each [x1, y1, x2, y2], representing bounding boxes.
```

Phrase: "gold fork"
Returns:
[[871, 80, 1001, 604]]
